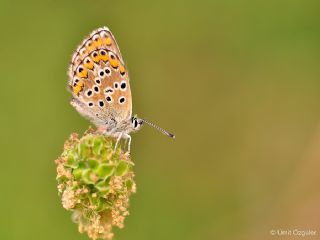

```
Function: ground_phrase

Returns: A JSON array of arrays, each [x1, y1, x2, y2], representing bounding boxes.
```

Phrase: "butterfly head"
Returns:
[[131, 116, 144, 132]]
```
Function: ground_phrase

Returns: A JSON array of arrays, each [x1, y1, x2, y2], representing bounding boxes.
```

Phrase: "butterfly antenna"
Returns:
[[141, 118, 175, 139]]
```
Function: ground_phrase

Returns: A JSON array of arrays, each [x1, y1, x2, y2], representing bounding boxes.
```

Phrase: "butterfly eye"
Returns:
[[134, 119, 138, 128], [131, 117, 139, 129], [120, 81, 127, 91], [119, 96, 126, 104], [104, 67, 111, 76]]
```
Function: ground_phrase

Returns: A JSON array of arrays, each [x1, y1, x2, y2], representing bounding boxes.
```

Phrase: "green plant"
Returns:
[[55, 128, 136, 240]]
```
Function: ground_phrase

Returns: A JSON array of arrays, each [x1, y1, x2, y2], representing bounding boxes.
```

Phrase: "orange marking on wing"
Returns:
[[93, 36, 103, 48], [72, 80, 84, 95], [100, 53, 108, 62], [77, 68, 88, 78], [92, 52, 100, 63], [86, 42, 95, 52], [84, 60, 94, 70], [110, 59, 119, 68], [119, 65, 126, 74], [104, 37, 112, 46]]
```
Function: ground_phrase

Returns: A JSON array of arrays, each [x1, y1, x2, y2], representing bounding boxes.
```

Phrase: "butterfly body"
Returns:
[[68, 27, 174, 152]]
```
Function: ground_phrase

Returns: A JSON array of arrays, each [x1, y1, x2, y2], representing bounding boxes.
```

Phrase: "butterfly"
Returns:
[[68, 27, 175, 152]]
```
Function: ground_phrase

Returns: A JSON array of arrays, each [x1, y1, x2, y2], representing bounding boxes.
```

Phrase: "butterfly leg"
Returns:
[[113, 132, 123, 152], [123, 133, 131, 153]]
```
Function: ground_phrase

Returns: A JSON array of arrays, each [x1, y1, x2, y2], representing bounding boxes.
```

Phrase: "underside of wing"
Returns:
[[67, 27, 132, 125]]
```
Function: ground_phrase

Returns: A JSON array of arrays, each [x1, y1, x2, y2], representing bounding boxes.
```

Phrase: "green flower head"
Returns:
[[55, 129, 136, 240]]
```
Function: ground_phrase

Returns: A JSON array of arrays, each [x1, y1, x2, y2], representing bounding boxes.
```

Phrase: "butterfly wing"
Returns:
[[68, 27, 132, 127]]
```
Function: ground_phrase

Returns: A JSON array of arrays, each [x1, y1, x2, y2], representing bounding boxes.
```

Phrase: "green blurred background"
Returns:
[[1, 0, 320, 239]]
